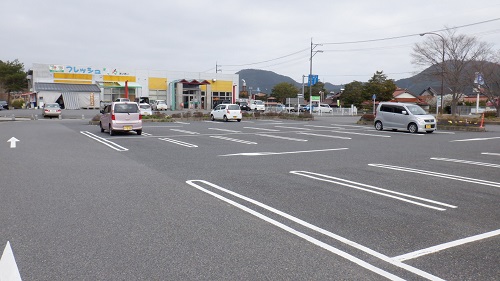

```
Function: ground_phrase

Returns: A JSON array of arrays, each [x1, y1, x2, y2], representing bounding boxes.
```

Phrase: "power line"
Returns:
[[220, 47, 309, 67]]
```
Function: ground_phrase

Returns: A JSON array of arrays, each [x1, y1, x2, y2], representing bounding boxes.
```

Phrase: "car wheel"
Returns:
[[109, 125, 115, 136], [237, 119, 241, 122], [375, 121, 383, 131], [100, 122, 104, 132], [210, 114, 215, 121], [408, 123, 418, 133], [136, 130, 142, 135], [223, 115, 228, 122]]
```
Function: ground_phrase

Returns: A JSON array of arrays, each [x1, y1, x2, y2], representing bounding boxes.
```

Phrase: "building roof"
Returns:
[[35, 82, 101, 92]]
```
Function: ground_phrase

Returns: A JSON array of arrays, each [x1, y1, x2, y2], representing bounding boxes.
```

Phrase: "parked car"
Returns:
[[302, 104, 313, 112], [153, 100, 168, 111], [42, 103, 62, 118], [238, 101, 251, 111], [100, 102, 142, 135], [210, 104, 242, 122], [374, 102, 436, 133], [0, 100, 8, 110], [139, 103, 152, 116], [313, 104, 333, 113], [115, 98, 130, 102]]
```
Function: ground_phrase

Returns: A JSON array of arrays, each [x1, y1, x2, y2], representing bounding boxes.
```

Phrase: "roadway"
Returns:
[[0, 116, 499, 280]]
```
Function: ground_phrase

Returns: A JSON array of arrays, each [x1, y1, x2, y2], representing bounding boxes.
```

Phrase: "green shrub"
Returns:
[[11, 99, 25, 109], [483, 111, 497, 118], [360, 114, 375, 121]]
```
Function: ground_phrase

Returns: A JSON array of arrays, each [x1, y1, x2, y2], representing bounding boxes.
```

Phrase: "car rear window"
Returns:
[[228, 105, 240, 110], [114, 104, 139, 113], [140, 104, 151, 109]]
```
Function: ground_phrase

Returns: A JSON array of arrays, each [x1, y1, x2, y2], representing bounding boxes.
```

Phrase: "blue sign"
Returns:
[[372, 94, 376, 100], [308, 75, 318, 86]]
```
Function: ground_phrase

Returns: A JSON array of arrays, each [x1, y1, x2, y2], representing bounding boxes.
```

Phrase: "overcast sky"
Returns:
[[2, 0, 499, 85]]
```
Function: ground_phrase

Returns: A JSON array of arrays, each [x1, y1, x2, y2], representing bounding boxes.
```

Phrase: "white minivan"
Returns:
[[100, 102, 142, 135], [374, 102, 436, 133]]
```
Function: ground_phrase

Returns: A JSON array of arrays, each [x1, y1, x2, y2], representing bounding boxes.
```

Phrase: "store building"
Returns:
[[29, 63, 239, 110]]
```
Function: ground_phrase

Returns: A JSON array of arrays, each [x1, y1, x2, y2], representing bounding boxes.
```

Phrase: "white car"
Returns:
[[139, 103, 152, 116], [210, 104, 242, 122], [313, 104, 333, 113], [153, 100, 168, 110]]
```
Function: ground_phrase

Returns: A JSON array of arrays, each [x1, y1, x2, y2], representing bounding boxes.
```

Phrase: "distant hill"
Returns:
[[236, 62, 499, 97]]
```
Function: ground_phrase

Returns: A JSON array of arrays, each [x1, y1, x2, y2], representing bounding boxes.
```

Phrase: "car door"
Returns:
[[213, 105, 225, 119], [100, 105, 111, 128], [389, 105, 406, 129]]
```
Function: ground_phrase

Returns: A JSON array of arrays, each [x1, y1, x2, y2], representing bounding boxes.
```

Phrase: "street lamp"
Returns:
[[420, 32, 445, 115]]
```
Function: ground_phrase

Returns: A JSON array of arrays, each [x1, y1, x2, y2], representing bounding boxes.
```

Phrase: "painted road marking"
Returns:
[[170, 129, 199, 134], [208, 128, 241, 133], [431, 157, 500, 168], [450, 136, 500, 142], [274, 125, 313, 130], [297, 132, 351, 140], [219, 148, 348, 157], [142, 132, 153, 136], [186, 180, 443, 281], [244, 127, 280, 132], [256, 134, 308, 142], [210, 136, 257, 144], [158, 138, 198, 147], [80, 131, 128, 151], [0, 241, 22, 281], [482, 152, 500, 156], [392, 229, 500, 262], [290, 171, 456, 211], [369, 164, 500, 188], [305, 125, 344, 129], [331, 130, 391, 138], [7, 137, 19, 148]]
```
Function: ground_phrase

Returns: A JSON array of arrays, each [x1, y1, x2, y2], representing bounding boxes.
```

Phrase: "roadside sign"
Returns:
[[308, 75, 318, 86], [311, 96, 320, 101]]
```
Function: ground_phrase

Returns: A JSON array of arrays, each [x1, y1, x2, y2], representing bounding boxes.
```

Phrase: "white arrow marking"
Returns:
[[7, 137, 19, 148], [0, 241, 22, 281]]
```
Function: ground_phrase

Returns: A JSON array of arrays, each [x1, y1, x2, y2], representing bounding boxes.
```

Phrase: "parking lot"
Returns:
[[1, 116, 499, 280]]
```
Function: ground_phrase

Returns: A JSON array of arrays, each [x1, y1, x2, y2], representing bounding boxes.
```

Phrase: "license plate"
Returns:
[[123, 126, 132, 130], [425, 124, 431, 129], [233, 116, 237, 118]]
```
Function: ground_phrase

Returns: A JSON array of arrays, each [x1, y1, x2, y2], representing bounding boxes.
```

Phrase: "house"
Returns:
[[391, 88, 419, 103]]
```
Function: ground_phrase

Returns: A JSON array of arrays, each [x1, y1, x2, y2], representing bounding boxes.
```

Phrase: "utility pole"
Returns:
[[309, 39, 323, 104]]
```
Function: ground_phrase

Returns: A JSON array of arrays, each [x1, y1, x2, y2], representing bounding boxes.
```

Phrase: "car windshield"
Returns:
[[140, 104, 151, 109], [228, 105, 240, 110], [46, 104, 59, 108], [406, 105, 427, 115], [255, 100, 264, 105], [115, 104, 138, 113], [158, 101, 166, 104]]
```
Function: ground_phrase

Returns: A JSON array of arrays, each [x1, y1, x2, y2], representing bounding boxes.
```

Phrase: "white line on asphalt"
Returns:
[[369, 164, 500, 188], [158, 138, 198, 147], [256, 134, 308, 141], [244, 127, 280, 132], [305, 125, 345, 129], [290, 171, 455, 211], [433, 131, 455, 134], [210, 136, 257, 144], [274, 125, 313, 130], [331, 124, 367, 128], [450, 136, 500, 142], [331, 130, 391, 137], [0, 241, 22, 281], [392, 229, 500, 262], [173, 121, 191, 124], [186, 180, 443, 281], [363, 130, 424, 136], [431, 157, 500, 168], [80, 131, 128, 151], [482, 152, 500, 156], [297, 132, 351, 140], [219, 148, 348, 157], [142, 132, 153, 136], [170, 129, 200, 134], [208, 128, 241, 133]]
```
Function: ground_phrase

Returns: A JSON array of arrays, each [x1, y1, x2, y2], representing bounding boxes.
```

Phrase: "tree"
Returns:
[[412, 29, 493, 115], [0, 59, 27, 104], [341, 81, 365, 107], [304, 81, 327, 102], [363, 71, 397, 102], [474, 50, 500, 117], [270, 82, 299, 103]]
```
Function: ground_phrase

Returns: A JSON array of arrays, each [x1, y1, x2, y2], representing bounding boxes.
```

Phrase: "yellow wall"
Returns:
[[53, 73, 92, 84], [103, 75, 136, 82], [149, 77, 167, 90], [202, 80, 233, 92]]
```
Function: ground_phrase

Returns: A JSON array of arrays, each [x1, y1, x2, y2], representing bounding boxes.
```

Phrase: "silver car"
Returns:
[[100, 102, 142, 135], [374, 102, 436, 133]]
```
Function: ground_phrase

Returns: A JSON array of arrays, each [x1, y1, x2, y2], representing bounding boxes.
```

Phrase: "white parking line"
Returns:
[[208, 128, 241, 133], [142, 132, 153, 136], [80, 131, 128, 151], [431, 157, 500, 168], [186, 180, 443, 281], [482, 152, 500, 156], [256, 134, 308, 142], [305, 125, 344, 129], [158, 138, 198, 147], [244, 127, 280, 132], [451, 136, 500, 142], [297, 132, 351, 140], [290, 171, 456, 211], [332, 130, 391, 138], [369, 164, 500, 188], [219, 148, 348, 157], [210, 136, 257, 144], [170, 129, 200, 134], [275, 125, 313, 130], [392, 229, 500, 262]]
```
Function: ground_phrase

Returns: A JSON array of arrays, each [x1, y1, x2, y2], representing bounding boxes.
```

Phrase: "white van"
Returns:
[[374, 102, 436, 133]]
